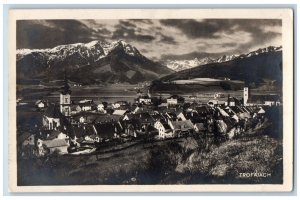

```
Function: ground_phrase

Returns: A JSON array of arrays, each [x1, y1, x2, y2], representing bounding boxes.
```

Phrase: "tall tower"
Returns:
[[243, 87, 249, 106], [60, 71, 71, 116]]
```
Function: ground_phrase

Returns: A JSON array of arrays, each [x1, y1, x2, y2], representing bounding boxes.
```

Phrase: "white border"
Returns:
[[8, 8, 294, 192]]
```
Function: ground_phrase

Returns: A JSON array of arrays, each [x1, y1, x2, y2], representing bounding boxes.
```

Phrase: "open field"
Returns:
[[169, 78, 244, 85]]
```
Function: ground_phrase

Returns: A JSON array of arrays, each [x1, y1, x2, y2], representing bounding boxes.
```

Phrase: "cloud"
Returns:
[[17, 20, 99, 49], [17, 19, 282, 61], [160, 19, 222, 38], [129, 19, 153, 24], [159, 19, 282, 54], [94, 27, 111, 35], [159, 34, 177, 45], [161, 51, 222, 60], [119, 20, 136, 28], [112, 23, 155, 42], [160, 19, 281, 39]]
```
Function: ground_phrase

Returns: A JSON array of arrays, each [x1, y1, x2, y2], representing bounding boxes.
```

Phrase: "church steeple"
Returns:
[[61, 70, 71, 95], [60, 70, 71, 116]]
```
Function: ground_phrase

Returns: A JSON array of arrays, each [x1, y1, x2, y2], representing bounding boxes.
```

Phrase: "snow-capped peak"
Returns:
[[84, 40, 100, 48], [164, 46, 282, 72]]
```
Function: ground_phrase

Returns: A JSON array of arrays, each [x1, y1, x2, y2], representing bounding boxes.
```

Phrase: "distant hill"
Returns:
[[17, 40, 173, 85], [159, 46, 282, 85]]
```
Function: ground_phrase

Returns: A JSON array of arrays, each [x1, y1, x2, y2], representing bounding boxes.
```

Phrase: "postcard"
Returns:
[[8, 8, 294, 192]]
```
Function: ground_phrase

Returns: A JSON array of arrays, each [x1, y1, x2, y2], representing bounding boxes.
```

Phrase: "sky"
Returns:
[[17, 19, 282, 61]]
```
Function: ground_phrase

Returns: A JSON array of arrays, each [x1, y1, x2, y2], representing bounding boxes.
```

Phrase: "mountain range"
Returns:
[[159, 46, 283, 85], [163, 46, 282, 72], [17, 40, 282, 87], [17, 40, 173, 85]]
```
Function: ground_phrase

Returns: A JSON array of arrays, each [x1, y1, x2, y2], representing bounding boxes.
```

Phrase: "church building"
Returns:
[[60, 72, 72, 116]]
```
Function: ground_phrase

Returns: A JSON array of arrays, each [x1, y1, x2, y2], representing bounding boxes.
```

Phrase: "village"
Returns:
[[17, 74, 282, 158]]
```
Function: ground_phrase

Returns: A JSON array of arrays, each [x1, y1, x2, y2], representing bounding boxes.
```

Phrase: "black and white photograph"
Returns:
[[8, 9, 294, 192]]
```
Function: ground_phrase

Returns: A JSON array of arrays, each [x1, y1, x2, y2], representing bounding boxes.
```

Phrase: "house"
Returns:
[[78, 99, 95, 111], [72, 113, 120, 124], [214, 92, 226, 99], [17, 133, 36, 157], [75, 105, 82, 113], [158, 103, 168, 108], [177, 111, 203, 124], [38, 139, 69, 155], [70, 125, 90, 145], [39, 129, 69, 140], [229, 106, 244, 115], [154, 120, 173, 139], [35, 100, 47, 109], [79, 116, 85, 123], [257, 107, 266, 114], [151, 113, 167, 123], [37, 130, 70, 155], [216, 107, 230, 117], [123, 122, 138, 137], [137, 95, 152, 104], [72, 124, 95, 142], [113, 109, 128, 116], [97, 103, 106, 112], [18, 133, 35, 147], [72, 113, 93, 124], [167, 95, 184, 105], [247, 95, 281, 106], [42, 104, 62, 130], [84, 134, 101, 143], [163, 112, 178, 121], [123, 113, 155, 133], [225, 96, 241, 107], [243, 87, 281, 106], [177, 112, 188, 121], [208, 99, 227, 107], [196, 106, 211, 120], [168, 119, 194, 137], [93, 114, 121, 124], [93, 123, 120, 141], [123, 112, 156, 135], [112, 101, 128, 109], [70, 104, 80, 115], [123, 113, 154, 125]]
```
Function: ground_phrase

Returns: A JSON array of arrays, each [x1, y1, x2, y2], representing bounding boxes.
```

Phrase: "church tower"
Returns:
[[60, 71, 71, 116], [243, 87, 249, 106]]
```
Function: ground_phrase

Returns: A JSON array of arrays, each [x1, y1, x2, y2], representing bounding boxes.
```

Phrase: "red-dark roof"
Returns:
[[43, 139, 69, 148], [93, 123, 116, 139], [44, 104, 63, 118]]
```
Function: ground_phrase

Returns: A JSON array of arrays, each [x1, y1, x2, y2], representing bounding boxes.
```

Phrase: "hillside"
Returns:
[[159, 46, 282, 85], [17, 40, 173, 85]]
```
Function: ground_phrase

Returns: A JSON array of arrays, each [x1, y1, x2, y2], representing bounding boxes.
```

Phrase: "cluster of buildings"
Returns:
[[18, 75, 281, 158]]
